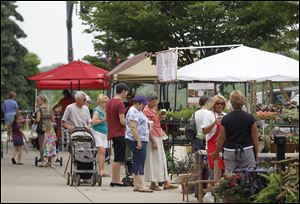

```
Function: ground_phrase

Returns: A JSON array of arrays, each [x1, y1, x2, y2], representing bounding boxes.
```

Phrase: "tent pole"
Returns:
[[70, 81, 73, 96], [174, 82, 177, 111], [159, 84, 162, 103], [252, 80, 257, 116], [34, 88, 38, 111], [166, 84, 169, 104]]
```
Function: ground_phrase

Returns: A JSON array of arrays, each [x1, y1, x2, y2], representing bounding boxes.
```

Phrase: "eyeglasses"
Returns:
[[215, 102, 225, 106]]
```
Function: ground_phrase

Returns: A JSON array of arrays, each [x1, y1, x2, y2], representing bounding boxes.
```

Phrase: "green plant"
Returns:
[[166, 108, 197, 120], [212, 174, 251, 202], [281, 107, 299, 123], [253, 166, 299, 203], [252, 173, 281, 203], [165, 149, 175, 174], [286, 134, 299, 144]]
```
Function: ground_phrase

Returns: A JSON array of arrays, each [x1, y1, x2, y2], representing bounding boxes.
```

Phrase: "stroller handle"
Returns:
[[70, 127, 92, 135]]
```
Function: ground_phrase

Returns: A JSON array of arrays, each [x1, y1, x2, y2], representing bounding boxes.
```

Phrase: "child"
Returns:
[[11, 113, 28, 165], [43, 123, 57, 167], [52, 104, 62, 152]]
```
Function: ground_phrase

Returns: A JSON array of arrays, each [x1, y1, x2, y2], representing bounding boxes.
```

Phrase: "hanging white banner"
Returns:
[[156, 50, 178, 82]]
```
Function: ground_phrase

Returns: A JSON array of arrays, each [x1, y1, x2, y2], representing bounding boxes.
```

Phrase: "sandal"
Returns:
[[138, 188, 153, 193], [100, 173, 110, 177], [149, 185, 162, 191], [133, 188, 139, 192], [163, 184, 178, 190]]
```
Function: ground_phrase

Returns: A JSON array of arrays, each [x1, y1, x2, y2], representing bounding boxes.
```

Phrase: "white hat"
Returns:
[[86, 95, 93, 105]]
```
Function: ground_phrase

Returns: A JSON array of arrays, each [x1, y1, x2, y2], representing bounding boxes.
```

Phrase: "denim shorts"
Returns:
[[13, 139, 24, 146]]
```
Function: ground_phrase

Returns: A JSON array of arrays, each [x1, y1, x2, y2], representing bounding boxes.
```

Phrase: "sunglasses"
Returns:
[[215, 102, 225, 106]]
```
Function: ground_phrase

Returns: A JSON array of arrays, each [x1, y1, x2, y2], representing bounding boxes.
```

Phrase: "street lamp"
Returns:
[[66, 1, 73, 63]]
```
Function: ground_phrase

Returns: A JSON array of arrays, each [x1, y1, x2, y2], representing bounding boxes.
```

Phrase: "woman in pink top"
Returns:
[[143, 93, 177, 191]]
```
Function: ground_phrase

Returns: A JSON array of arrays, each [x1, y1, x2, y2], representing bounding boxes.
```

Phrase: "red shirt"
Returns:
[[59, 97, 76, 113], [107, 98, 126, 140], [143, 105, 163, 137]]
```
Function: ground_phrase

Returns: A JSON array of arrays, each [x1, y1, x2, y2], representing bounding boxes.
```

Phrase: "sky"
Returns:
[[16, 1, 96, 67]]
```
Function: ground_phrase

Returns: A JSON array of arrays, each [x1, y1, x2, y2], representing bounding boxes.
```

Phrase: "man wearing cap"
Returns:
[[107, 83, 130, 187]]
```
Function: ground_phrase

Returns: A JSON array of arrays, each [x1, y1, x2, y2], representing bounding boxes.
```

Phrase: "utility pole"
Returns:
[[66, 1, 73, 63]]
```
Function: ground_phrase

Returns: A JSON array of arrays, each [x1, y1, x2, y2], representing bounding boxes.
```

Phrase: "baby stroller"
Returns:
[[66, 127, 102, 186]]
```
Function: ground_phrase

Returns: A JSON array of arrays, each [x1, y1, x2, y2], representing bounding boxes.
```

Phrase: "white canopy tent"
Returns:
[[177, 46, 299, 82]]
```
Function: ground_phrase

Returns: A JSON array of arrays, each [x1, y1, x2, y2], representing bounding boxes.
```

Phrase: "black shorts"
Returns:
[[112, 137, 126, 163]]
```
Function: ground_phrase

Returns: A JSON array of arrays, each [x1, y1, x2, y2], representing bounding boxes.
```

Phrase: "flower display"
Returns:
[[281, 107, 299, 123], [256, 111, 279, 121], [212, 173, 251, 202]]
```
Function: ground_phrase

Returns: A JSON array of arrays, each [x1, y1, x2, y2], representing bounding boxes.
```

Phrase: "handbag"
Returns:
[[36, 119, 44, 134], [185, 113, 197, 140], [36, 108, 45, 134]]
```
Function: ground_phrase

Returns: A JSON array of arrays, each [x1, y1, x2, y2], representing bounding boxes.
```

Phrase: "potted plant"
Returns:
[[212, 174, 251, 203], [252, 164, 299, 203]]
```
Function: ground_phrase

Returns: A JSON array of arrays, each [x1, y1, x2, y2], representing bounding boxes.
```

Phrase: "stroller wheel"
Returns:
[[60, 157, 63, 166], [70, 173, 75, 186], [97, 174, 102, 187], [67, 172, 70, 185], [35, 157, 38, 166], [75, 174, 81, 186], [91, 174, 97, 186]]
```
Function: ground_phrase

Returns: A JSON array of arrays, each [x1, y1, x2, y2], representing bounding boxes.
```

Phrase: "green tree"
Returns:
[[23, 52, 41, 109], [1, 1, 28, 109], [79, 1, 299, 66], [82, 55, 110, 70]]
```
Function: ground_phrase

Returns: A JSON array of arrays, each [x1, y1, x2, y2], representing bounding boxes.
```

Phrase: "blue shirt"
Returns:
[[92, 106, 108, 134], [3, 99, 18, 113], [125, 106, 149, 142]]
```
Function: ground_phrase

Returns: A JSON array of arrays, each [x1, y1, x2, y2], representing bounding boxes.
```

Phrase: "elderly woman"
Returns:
[[213, 90, 259, 174], [125, 95, 153, 193], [143, 92, 177, 191], [91, 94, 110, 177]]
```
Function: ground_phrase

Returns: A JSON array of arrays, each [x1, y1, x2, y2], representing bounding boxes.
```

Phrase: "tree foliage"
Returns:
[[79, 1, 299, 66], [1, 1, 30, 109], [23, 52, 41, 109]]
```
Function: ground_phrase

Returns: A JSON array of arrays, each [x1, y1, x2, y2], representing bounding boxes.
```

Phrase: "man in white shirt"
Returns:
[[62, 91, 92, 131], [193, 95, 211, 152]]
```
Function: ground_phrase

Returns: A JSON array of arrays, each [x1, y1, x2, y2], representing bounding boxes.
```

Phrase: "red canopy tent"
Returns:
[[35, 79, 110, 90], [28, 60, 111, 90]]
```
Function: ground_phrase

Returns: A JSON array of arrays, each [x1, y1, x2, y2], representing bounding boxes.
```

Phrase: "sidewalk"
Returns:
[[1, 141, 198, 203]]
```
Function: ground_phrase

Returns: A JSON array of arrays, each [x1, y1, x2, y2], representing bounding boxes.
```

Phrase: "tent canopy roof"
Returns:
[[109, 52, 158, 83], [28, 60, 109, 81], [28, 60, 110, 90], [177, 46, 299, 82], [35, 79, 110, 90]]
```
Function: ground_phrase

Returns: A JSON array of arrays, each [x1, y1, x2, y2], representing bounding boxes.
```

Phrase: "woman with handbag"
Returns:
[[34, 95, 55, 165]]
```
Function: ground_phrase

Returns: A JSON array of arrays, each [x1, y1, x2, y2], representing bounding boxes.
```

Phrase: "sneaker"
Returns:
[[203, 192, 214, 203], [11, 158, 16, 165]]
